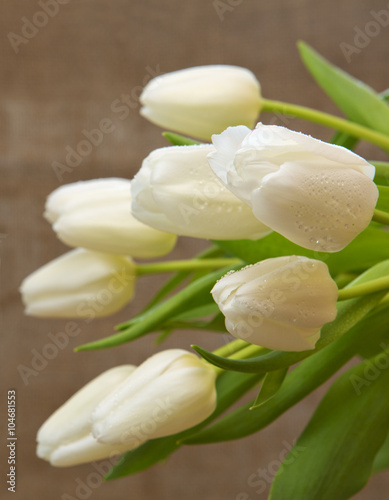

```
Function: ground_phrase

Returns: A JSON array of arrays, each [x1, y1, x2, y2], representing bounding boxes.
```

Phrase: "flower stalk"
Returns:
[[136, 258, 243, 276], [261, 98, 389, 151], [337, 276, 389, 301], [372, 208, 389, 225]]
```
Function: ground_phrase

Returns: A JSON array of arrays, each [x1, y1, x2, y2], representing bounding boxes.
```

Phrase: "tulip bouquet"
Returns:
[[21, 42, 389, 499]]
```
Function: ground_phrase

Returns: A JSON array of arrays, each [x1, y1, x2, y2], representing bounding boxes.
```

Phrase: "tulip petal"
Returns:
[[251, 163, 378, 252], [92, 350, 217, 445], [45, 178, 177, 258], [131, 144, 270, 240], [20, 249, 136, 318], [209, 123, 378, 252], [212, 256, 338, 352], [37, 366, 136, 465], [140, 65, 261, 140]]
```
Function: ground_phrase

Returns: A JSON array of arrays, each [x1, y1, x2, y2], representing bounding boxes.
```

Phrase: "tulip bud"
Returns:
[[131, 144, 270, 240], [44, 178, 177, 258], [208, 124, 379, 252], [37, 366, 137, 467], [20, 248, 136, 318], [140, 65, 262, 140], [91, 349, 217, 447], [211, 256, 338, 352]]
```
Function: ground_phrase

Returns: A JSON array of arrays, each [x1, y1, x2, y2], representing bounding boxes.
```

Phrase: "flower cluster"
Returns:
[[23, 61, 386, 484]]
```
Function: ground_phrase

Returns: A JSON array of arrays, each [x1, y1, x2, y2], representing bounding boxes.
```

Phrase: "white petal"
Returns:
[[91, 350, 191, 427], [92, 350, 216, 445], [37, 366, 136, 460], [43, 433, 136, 467], [44, 178, 131, 223], [132, 144, 270, 240], [140, 66, 261, 140], [212, 256, 338, 352], [46, 178, 177, 258], [251, 123, 375, 178], [20, 249, 136, 318], [251, 163, 378, 252]]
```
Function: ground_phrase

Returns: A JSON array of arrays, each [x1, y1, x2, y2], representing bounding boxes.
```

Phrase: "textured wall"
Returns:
[[1, 0, 389, 498]]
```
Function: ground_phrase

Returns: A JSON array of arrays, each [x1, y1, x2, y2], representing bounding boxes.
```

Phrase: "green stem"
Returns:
[[228, 344, 265, 360], [207, 341, 264, 376], [136, 258, 242, 276], [210, 339, 248, 358], [261, 98, 389, 150], [372, 209, 389, 225], [338, 276, 389, 301]]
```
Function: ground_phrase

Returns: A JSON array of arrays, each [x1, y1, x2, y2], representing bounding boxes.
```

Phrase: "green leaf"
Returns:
[[330, 131, 358, 150], [377, 185, 389, 212], [250, 367, 288, 409], [357, 301, 389, 359], [76, 265, 240, 351], [154, 329, 173, 345], [105, 369, 263, 480], [298, 41, 389, 135], [162, 305, 226, 333], [169, 303, 220, 322], [327, 89, 389, 152], [162, 131, 202, 146], [141, 271, 191, 313], [269, 353, 389, 500], [373, 431, 389, 474], [382, 88, 389, 102], [183, 305, 389, 445], [214, 226, 389, 276]]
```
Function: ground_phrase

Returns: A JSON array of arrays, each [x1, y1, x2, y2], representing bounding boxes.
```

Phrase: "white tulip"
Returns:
[[211, 256, 338, 352], [208, 124, 379, 252], [91, 349, 217, 447], [20, 248, 136, 319], [44, 178, 177, 258], [131, 144, 270, 240], [140, 65, 262, 140], [37, 366, 137, 467]]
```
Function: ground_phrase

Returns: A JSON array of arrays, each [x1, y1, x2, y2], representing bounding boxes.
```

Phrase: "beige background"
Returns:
[[2, 0, 389, 498]]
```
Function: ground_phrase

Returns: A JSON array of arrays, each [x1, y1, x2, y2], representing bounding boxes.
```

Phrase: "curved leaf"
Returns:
[[250, 367, 288, 409], [269, 352, 389, 500], [298, 41, 389, 136], [373, 431, 389, 474], [182, 306, 389, 445]]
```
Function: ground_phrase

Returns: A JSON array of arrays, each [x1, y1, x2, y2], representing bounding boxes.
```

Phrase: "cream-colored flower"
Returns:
[[20, 248, 136, 318], [45, 178, 177, 258], [131, 144, 270, 240], [140, 65, 262, 140], [91, 349, 217, 447], [208, 124, 378, 252], [37, 366, 137, 467], [211, 256, 338, 352]]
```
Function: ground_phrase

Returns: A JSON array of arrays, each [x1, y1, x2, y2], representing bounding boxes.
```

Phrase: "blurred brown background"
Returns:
[[1, 0, 389, 498]]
